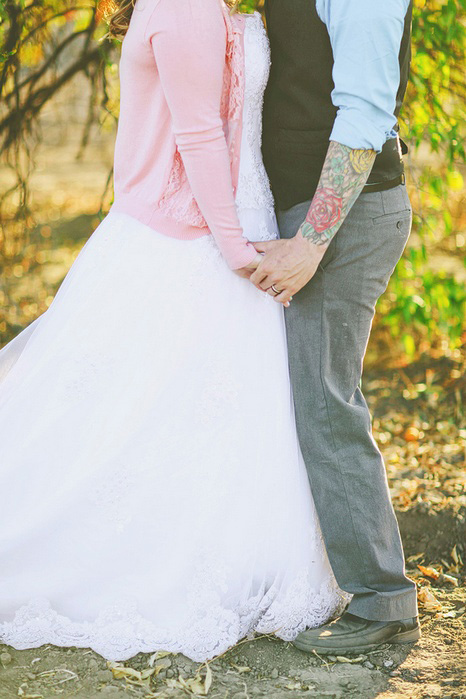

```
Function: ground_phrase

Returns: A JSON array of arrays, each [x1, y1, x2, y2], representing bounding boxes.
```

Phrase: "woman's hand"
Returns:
[[233, 252, 263, 279], [234, 252, 291, 307]]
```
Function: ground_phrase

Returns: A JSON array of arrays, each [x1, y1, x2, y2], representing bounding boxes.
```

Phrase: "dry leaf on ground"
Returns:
[[167, 663, 213, 696], [418, 586, 442, 611]]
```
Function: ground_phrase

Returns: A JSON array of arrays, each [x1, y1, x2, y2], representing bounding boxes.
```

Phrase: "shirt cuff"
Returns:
[[224, 240, 258, 270], [330, 107, 397, 153]]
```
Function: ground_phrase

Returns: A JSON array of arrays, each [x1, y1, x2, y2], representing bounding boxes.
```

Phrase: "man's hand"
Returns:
[[248, 142, 376, 304], [250, 230, 328, 304]]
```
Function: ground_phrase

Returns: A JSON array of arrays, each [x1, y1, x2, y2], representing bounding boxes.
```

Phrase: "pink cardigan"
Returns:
[[111, 0, 258, 270]]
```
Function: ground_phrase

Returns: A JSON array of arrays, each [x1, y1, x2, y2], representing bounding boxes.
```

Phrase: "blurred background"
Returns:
[[0, 1, 465, 690]]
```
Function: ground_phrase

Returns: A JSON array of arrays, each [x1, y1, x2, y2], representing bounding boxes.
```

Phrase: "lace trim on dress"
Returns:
[[235, 14, 275, 216], [156, 150, 207, 229], [0, 564, 349, 662], [223, 11, 245, 124]]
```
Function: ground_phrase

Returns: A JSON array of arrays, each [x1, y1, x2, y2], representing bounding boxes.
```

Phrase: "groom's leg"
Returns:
[[278, 184, 418, 622]]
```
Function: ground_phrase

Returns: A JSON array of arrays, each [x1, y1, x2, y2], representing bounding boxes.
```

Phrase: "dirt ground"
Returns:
[[0, 587, 465, 699]]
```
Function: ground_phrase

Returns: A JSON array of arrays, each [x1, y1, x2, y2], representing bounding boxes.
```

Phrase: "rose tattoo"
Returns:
[[300, 141, 376, 246], [306, 187, 343, 234]]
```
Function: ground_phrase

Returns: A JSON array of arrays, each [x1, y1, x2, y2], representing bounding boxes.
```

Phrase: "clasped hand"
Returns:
[[235, 230, 328, 307]]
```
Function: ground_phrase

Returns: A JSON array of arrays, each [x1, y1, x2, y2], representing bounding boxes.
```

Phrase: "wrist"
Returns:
[[300, 220, 333, 248], [295, 226, 329, 259], [228, 242, 258, 271]]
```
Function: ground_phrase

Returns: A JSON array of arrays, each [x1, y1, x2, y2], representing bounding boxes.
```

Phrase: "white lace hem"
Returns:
[[0, 576, 349, 662]]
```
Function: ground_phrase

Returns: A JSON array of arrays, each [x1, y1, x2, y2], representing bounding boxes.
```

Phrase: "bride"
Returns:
[[0, 0, 348, 662]]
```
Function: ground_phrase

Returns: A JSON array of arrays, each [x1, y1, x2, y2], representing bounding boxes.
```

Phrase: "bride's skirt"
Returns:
[[0, 211, 348, 662]]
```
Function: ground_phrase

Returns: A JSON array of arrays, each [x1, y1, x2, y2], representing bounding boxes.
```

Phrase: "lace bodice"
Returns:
[[235, 13, 279, 242]]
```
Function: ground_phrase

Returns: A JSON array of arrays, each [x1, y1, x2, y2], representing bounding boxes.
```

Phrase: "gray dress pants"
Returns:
[[277, 184, 418, 621]]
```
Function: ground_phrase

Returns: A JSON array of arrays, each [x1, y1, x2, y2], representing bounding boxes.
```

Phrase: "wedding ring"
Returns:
[[271, 284, 281, 295]]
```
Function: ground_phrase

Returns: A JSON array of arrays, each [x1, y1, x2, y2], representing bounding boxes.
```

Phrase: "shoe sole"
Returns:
[[292, 626, 421, 655]]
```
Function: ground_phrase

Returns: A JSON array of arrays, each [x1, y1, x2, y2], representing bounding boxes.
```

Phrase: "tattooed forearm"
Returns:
[[300, 141, 376, 246]]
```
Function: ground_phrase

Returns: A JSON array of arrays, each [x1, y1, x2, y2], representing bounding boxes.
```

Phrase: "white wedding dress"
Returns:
[[0, 13, 348, 662]]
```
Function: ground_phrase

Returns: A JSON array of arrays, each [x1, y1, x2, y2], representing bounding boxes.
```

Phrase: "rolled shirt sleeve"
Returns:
[[316, 0, 410, 152]]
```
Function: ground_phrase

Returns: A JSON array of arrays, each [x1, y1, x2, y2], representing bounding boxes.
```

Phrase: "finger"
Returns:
[[276, 294, 291, 308], [250, 267, 269, 287], [259, 275, 277, 291], [234, 269, 252, 279], [249, 252, 265, 269], [267, 282, 285, 296], [274, 289, 293, 305], [241, 253, 264, 275], [249, 267, 261, 285], [253, 241, 273, 254]]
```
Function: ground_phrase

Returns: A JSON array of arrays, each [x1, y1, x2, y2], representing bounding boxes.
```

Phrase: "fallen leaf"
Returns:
[[447, 562, 460, 574], [177, 664, 213, 696], [148, 651, 172, 667], [439, 573, 459, 587], [141, 668, 157, 680], [418, 565, 440, 580], [107, 662, 155, 687], [404, 427, 420, 442], [165, 678, 185, 690], [418, 586, 442, 611], [204, 664, 213, 694], [451, 545, 463, 567], [108, 663, 141, 680], [335, 656, 365, 663], [229, 664, 251, 674]]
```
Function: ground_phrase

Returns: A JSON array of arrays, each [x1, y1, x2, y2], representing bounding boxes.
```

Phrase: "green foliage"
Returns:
[[378, 245, 465, 357], [405, 0, 465, 164], [238, 0, 258, 12]]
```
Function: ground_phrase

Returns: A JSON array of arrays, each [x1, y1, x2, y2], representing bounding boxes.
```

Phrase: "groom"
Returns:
[[253, 0, 420, 653]]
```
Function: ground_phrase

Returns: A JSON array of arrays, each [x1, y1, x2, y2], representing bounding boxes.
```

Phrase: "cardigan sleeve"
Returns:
[[146, 0, 257, 270]]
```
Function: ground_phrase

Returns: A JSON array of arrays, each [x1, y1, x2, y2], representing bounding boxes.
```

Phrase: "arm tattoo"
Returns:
[[300, 141, 376, 246]]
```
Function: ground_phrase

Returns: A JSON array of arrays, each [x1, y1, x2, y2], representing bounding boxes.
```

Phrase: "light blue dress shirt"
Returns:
[[316, 0, 411, 153]]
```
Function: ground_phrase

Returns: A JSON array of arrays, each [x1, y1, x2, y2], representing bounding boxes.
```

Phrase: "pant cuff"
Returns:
[[347, 588, 418, 621]]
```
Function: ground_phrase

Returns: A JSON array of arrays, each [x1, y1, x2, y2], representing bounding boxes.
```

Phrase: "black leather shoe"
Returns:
[[293, 612, 420, 655]]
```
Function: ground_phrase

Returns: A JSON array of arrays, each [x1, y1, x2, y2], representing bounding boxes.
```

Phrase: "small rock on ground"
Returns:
[[0, 652, 12, 666]]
